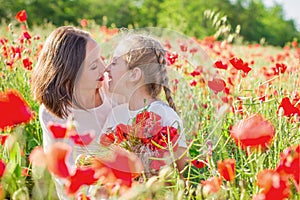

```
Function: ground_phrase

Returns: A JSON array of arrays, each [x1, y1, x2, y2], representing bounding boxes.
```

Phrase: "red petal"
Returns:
[[256, 169, 290, 199], [15, 10, 27, 23], [0, 90, 34, 130], [47, 122, 68, 139], [0, 160, 6, 178], [93, 146, 143, 187], [214, 61, 228, 70], [99, 133, 115, 146], [70, 131, 96, 146], [65, 167, 98, 195], [192, 160, 206, 169], [217, 158, 236, 181], [278, 97, 300, 117], [115, 124, 131, 143], [230, 114, 275, 149], [208, 78, 226, 93], [46, 142, 71, 178], [229, 57, 252, 73], [0, 134, 10, 146]]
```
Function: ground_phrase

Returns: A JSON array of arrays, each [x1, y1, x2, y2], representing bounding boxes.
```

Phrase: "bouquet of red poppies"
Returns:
[[100, 110, 180, 176]]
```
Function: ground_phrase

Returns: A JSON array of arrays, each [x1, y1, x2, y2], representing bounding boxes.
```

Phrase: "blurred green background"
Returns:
[[3, 0, 300, 46]]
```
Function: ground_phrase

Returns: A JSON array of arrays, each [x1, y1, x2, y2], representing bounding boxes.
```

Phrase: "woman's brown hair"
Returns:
[[31, 26, 90, 118]]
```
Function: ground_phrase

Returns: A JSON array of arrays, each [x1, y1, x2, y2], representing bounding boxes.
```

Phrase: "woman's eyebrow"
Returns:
[[89, 58, 100, 66]]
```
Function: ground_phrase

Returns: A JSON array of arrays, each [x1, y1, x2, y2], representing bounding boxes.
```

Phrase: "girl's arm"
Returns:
[[175, 147, 188, 179]]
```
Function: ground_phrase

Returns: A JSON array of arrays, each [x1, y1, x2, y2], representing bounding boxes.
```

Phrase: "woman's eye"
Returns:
[[90, 63, 97, 70]]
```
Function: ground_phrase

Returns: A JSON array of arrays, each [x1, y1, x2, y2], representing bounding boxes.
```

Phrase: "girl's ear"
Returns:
[[129, 67, 142, 82]]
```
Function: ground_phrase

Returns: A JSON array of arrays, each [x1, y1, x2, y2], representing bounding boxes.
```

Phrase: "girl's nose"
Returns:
[[105, 65, 111, 72]]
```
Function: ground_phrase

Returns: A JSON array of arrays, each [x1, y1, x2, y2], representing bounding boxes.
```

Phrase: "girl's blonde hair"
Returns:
[[31, 26, 90, 118], [117, 34, 176, 111]]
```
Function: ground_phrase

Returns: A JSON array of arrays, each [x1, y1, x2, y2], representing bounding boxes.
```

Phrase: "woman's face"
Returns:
[[106, 56, 130, 95], [76, 38, 106, 91]]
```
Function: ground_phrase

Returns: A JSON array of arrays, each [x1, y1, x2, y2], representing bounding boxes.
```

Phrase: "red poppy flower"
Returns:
[[0, 90, 34, 130], [151, 126, 179, 151], [277, 97, 300, 117], [189, 47, 198, 54], [256, 169, 290, 200], [65, 167, 98, 195], [272, 63, 287, 75], [80, 19, 88, 27], [99, 133, 115, 146], [115, 124, 130, 143], [70, 131, 95, 146], [214, 61, 228, 70], [201, 177, 222, 195], [135, 110, 161, 125], [190, 70, 201, 77], [179, 43, 187, 52], [190, 80, 197, 87], [292, 41, 298, 48], [134, 111, 162, 138], [229, 57, 252, 73], [208, 78, 226, 94], [230, 114, 275, 149], [92, 146, 143, 187], [192, 159, 206, 169], [166, 51, 178, 65], [47, 122, 68, 139], [276, 144, 300, 188], [22, 57, 32, 70], [259, 96, 266, 102], [217, 158, 236, 181], [0, 160, 6, 178], [46, 142, 71, 178], [23, 31, 31, 40], [15, 10, 27, 23]]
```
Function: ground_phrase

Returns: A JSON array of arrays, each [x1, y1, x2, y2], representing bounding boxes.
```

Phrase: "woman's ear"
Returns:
[[129, 67, 142, 82]]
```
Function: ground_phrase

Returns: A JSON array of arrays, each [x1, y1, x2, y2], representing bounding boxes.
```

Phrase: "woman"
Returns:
[[31, 26, 123, 199]]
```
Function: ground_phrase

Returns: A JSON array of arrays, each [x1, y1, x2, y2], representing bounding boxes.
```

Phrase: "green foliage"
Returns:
[[1, 0, 300, 46]]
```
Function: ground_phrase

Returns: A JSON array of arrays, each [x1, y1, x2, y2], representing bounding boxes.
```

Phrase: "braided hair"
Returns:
[[119, 34, 177, 111]]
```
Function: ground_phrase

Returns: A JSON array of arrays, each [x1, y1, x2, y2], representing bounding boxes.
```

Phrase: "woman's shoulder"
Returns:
[[39, 104, 65, 125]]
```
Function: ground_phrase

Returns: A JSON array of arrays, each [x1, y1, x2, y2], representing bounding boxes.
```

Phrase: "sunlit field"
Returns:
[[0, 10, 299, 200]]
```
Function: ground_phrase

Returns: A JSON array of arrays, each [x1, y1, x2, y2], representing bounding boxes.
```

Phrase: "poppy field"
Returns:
[[0, 10, 300, 200]]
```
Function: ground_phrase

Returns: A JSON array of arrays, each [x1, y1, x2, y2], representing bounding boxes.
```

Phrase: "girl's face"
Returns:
[[76, 38, 106, 91], [106, 56, 130, 95]]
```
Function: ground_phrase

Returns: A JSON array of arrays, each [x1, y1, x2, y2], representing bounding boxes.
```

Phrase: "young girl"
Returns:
[[101, 34, 187, 175], [31, 26, 123, 199]]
